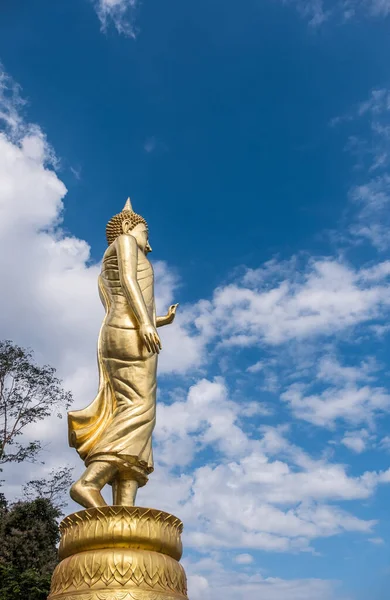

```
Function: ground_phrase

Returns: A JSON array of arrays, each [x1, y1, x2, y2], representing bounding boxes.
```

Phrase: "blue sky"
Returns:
[[1, 0, 390, 598]]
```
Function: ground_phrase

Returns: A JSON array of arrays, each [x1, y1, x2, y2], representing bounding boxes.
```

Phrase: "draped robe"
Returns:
[[68, 239, 157, 486]]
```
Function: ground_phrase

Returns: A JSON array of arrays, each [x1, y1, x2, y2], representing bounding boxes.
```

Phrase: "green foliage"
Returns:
[[0, 339, 72, 465], [0, 564, 52, 600], [0, 340, 74, 599], [0, 497, 60, 573], [0, 497, 61, 598]]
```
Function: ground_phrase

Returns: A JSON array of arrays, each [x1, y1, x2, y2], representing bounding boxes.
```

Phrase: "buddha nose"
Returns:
[[146, 242, 152, 253]]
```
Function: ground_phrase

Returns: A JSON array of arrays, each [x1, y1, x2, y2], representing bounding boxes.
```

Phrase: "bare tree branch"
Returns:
[[0, 340, 72, 466]]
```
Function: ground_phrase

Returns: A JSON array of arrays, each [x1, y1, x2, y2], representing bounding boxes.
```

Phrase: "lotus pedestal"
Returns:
[[48, 506, 189, 600]]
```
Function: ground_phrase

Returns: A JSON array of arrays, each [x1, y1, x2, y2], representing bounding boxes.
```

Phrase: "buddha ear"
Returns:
[[121, 219, 131, 234]]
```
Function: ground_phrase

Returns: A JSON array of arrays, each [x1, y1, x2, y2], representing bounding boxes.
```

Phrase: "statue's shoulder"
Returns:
[[103, 243, 117, 259]]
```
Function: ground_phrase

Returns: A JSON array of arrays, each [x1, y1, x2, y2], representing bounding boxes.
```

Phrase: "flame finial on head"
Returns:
[[123, 197, 133, 212]]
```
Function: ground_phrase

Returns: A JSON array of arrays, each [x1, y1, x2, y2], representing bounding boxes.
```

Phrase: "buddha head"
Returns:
[[106, 198, 152, 253]]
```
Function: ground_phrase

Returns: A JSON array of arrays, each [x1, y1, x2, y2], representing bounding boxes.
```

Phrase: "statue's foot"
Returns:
[[70, 480, 107, 509]]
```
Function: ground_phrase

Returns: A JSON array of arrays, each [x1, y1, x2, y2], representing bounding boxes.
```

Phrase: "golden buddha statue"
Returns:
[[68, 198, 178, 509], [49, 199, 188, 600]]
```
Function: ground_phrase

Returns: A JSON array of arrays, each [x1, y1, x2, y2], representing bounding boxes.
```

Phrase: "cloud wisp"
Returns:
[[91, 0, 139, 36]]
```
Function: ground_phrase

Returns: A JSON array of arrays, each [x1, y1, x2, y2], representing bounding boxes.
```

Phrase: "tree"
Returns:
[[0, 463, 73, 600], [0, 497, 60, 573], [0, 340, 74, 599], [0, 340, 72, 465], [23, 466, 73, 511], [0, 564, 52, 600], [0, 497, 60, 600]]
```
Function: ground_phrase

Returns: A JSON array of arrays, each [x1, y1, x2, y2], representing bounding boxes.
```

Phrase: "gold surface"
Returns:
[[58, 507, 183, 561], [48, 508, 188, 600], [68, 199, 178, 508], [49, 200, 189, 600]]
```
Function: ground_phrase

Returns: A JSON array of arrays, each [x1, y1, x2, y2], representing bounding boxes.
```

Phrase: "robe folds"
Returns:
[[68, 242, 157, 486]]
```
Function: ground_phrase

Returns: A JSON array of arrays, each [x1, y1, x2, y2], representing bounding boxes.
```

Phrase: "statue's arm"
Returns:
[[116, 234, 161, 354], [156, 304, 179, 328], [116, 234, 151, 327]]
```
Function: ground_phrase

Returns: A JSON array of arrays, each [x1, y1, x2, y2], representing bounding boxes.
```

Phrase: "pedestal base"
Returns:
[[48, 506, 188, 600]]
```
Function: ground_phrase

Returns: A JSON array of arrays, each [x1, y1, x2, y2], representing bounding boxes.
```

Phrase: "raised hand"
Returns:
[[156, 303, 179, 328], [167, 303, 179, 324]]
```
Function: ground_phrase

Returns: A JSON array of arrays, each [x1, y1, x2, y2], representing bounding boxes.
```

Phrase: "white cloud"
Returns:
[[341, 430, 369, 453], [185, 259, 390, 349], [366, 0, 390, 16], [92, 0, 138, 36], [186, 558, 345, 600], [141, 380, 389, 553], [357, 89, 390, 116], [235, 553, 254, 564], [0, 67, 25, 132], [284, 0, 390, 26], [88, 0, 390, 38], [155, 378, 251, 468], [156, 314, 206, 375], [0, 116, 100, 374], [379, 435, 390, 451], [350, 176, 390, 250], [283, 381, 390, 428], [247, 360, 265, 373], [286, 0, 329, 26], [317, 356, 377, 385], [178, 459, 380, 551], [368, 536, 385, 544], [280, 355, 390, 429], [332, 87, 390, 250]]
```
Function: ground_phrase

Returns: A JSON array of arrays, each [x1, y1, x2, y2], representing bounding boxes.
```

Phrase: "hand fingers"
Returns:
[[147, 332, 160, 354], [155, 334, 162, 350], [153, 334, 162, 353], [142, 329, 162, 354], [146, 333, 154, 353], [143, 334, 151, 353], [150, 336, 159, 354]]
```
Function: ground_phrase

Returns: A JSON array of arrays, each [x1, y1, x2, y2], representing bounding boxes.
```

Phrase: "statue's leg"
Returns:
[[112, 476, 139, 506], [70, 461, 117, 509]]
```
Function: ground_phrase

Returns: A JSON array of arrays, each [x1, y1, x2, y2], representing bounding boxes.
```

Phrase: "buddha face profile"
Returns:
[[122, 221, 152, 255]]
